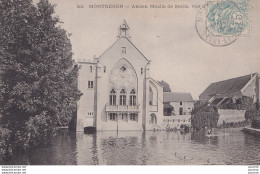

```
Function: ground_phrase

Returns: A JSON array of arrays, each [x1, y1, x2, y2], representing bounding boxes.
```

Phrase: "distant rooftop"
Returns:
[[200, 73, 256, 98], [163, 92, 193, 102]]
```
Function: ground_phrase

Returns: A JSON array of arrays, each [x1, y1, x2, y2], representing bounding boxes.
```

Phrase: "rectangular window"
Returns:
[[180, 102, 182, 105], [121, 113, 127, 122], [141, 68, 143, 74], [130, 96, 136, 105], [179, 108, 183, 115], [109, 95, 116, 105], [90, 66, 92, 73], [109, 113, 117, 121], [103, 66, 106, 73], [122, 47, 126, 53], [120, 95, 126, 105], [130, 113, 138, 121], [88, 81, 94, 89]]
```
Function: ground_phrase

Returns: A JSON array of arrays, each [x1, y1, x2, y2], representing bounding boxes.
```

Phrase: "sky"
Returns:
[[35, 0, 260, 99]]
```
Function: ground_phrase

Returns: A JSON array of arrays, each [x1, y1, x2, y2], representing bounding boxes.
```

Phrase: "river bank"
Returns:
[[0, 127, 259, 165]]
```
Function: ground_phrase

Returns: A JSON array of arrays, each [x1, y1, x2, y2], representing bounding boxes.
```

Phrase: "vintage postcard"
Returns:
[[0, 0, 260, 170]]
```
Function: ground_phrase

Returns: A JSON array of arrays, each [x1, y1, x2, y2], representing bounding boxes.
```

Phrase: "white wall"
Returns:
[[242, 77, 257, 102], [77, 62, 96, 131], [170, 101, 194, 116], [147, 79, 164, 128], [217, 109, 246, 125], [95, 37, 149, 131], [77, 37, 165, 131]]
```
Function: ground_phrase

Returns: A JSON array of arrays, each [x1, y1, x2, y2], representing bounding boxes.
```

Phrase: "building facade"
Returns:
[[77, 21, 164, 131], [199, 73, 260, 105], [163, 92, 194, 116]]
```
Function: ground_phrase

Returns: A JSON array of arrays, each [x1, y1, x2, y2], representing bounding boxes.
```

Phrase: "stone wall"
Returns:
[[163, 115, 191, 129], [217, 109, 246, 125]]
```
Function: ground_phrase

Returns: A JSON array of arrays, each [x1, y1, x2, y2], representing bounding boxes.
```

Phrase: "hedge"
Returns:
[[245, 110, 260, 120], [251, 118, 260, 129], [191, 112, 219, 131]]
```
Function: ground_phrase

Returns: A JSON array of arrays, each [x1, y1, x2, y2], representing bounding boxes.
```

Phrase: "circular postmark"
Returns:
[[195, 1, 248, 46]]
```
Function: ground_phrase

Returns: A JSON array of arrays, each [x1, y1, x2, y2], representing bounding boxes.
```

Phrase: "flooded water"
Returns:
[[1, 128, 260, 165]]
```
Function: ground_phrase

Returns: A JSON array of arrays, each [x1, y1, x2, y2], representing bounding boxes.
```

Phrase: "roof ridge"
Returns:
[[211, 73, 255, 85], [97, 39, 120, 59], [150, 77, 163, 87], [98, 37, 150, 63], [163, 92, 192, 95], [125, 37, 150, 62], [163, 92, 193, 102], [199, 73, 256, 99], [171, 92, 192, 94]]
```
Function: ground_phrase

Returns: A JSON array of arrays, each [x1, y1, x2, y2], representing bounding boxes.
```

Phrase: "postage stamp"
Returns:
[[207, 0, 250, 37], [195, 0, 251, 46]]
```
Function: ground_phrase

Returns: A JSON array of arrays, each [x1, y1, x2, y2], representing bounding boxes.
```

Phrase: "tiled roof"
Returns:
[[200, 73, 255, 98], [163, 102, 174, 109], [163, 92, 193, 102]]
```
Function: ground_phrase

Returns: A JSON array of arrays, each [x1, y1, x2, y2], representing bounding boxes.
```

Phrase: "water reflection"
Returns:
[[0, 128, 260, 165], [194, 131, 219, 146]]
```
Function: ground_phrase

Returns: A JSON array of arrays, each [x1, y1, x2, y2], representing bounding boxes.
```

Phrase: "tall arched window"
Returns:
[[130, 89, 136, 105], [149, 87, 153, 105], [109, 89, 116, 105], [120, 89, 126, 105]]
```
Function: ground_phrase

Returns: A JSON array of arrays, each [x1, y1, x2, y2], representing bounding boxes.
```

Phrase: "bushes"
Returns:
[[0, 112, 57, 151], [191, 101, 219, 130], [23, 112, 57, 149], [0, 127, 11, 149], [68, 112, 77, 131], [191, 97, 260, 131], [191, 112, 219, 131], [251, 118, 260, 129], [218, 96, 256, 111], [191, 101, 217, 114], [245, 110, 260, 121], [219, 120, 249, 128], [0, 0, 82, 152]]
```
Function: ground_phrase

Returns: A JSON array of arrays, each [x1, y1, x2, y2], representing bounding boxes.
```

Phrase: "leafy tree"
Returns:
[[191, 100, 217, 115], [0, 0, 81, 151], [191, 112, 219, 131], [218, 96, 256, 110], [191, 101, 219, 130], [158, 80, 171, 92]]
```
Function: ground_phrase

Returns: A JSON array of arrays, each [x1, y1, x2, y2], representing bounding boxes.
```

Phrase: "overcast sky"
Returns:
[[36, 0, 260, 99]]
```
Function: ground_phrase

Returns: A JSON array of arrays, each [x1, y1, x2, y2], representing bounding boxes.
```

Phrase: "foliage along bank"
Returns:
[[191, 96, 260, 131], [0, 0, 82, 151], [191, 102, 219, 131]]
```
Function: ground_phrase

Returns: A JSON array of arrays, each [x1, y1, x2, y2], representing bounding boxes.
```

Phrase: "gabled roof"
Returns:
[[163, 92, 193, 102], [150, 77, 163, 88], [120, 20, 130, 30], [97, 21, 149, 62], [200, 73, 255, 98], [97, 37, 149, 62]]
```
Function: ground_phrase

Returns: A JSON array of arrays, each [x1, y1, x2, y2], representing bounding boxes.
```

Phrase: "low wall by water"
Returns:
[[244, 127, 260, 137], [217, 109, 246, 125], [163, 115, 191, 129]]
